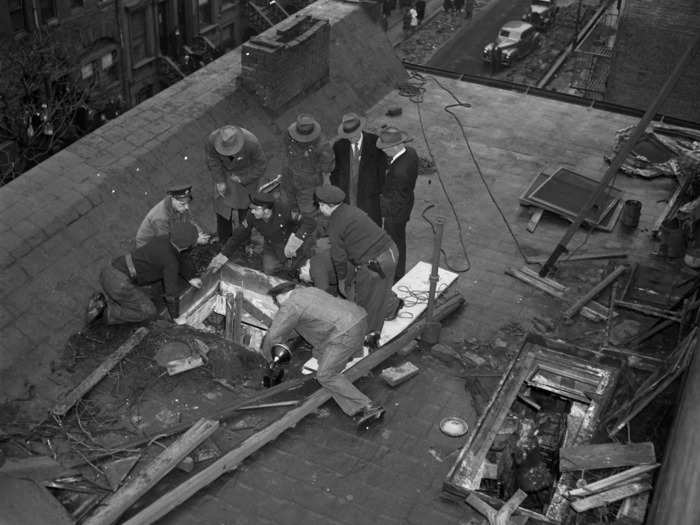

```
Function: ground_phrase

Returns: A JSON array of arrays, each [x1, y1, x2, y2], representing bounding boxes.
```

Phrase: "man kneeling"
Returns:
[[263, 282, 385, 430]]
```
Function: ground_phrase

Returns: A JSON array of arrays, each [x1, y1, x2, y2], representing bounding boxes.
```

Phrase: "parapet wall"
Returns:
[[0, 0, 406, 403]]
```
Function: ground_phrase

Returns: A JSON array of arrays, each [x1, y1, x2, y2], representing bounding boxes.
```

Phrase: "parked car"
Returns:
[[482, 21, 542, 67], [522, 0, 558, 30]]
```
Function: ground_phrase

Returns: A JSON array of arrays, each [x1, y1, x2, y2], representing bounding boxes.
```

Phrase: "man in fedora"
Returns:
[[282, 114, 334, 220], [376, 126, 418, 281], [135, 182, 210, 248], [331, 113, 386, 226], [206, 125, 267, 243]]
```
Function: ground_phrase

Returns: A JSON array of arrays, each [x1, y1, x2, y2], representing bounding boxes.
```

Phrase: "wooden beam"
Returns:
[[527, 208, 544, 233], [571, 482, 652, 513], [566, 464, 659, 497], [564, 265, 626, 319], [83, 418, 219, 525], [122, 294, 465, 525], [538, 34, 700, 277], [241, 297, 273, 327], [466, 489, 527, 525], [51, 327, 149, 416], [614, 300, 683, 322], [526, 251, 628, 265], [651, 177, 689, 237], [559, 442, 656, 472]]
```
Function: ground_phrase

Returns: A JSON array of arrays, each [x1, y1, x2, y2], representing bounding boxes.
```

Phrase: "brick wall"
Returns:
[[241, 15, 331, 112], [0, 0, 406, 405], [605, 0, 700, 123]]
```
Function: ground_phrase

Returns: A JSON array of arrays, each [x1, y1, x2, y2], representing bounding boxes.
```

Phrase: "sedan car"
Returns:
[[482, 21, 542, 67]]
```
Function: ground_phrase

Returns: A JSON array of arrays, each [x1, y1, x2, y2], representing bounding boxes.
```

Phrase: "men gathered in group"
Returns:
[[281, 114, 335, 219], [331, 113, 386, 227], [316, 185, 402, 346], [263, 282, 385, 429], [86, 223, 202, 325], [207, 191, 316, 276], [135, 183, 209, 248], [206, 125, 267, 243], [376, 126, 418, 281]]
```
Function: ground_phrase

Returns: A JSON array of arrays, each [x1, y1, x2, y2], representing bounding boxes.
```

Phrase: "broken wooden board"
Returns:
[[121, 295, 465, 525], [525, 251, 628, 265], [563, 265, 627, 319], [83, 418, 219, 525], [51, 327, 149, 417], [527, 208, 544, 233], [559, 442, 656, 472], [570, 481, 652, 513], [0, 455, 77, 483], [565, 464, 659, 498], [380, 361, 419, 387], [0, 474, 73, 524]]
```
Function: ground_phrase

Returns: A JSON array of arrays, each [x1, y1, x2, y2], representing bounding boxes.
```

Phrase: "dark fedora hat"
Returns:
[[214, 125, 245, 156], [337, 112, 366, 139], [288, 114, 321, 143], [376, 126, 410, 149]]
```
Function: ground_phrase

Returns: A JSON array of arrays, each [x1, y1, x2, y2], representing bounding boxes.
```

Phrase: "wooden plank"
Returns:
[[121, 294, 465, 525], [614, 300, 682, 321], [51, 327, 149, 416], [505, 267, 564, 298], [520, 266, 568, 292], [241, 296, 273, 327], [564, 265, 627, 319], [559, 442, 656, 472], [566, 464, 659, 497], [527, 208, 544, 233], [224, 294, 235, 342], [466, 489, 527, 525], [571, 482, 652, 513], [83, 418, 219, 525], [526, 251, 628, 265], [233, 293, 243, 345], [651, 177, 688, 236], [0, 456, 77, 483]]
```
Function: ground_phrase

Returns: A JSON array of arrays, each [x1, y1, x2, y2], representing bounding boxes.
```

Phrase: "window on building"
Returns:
[[81, 63, 94, 80], [198, 0, 212, 27], [101, 50, 119, 84], [130, 10, 149, 64], [39, 0, 56, 23], [9, 0, 28, 32]]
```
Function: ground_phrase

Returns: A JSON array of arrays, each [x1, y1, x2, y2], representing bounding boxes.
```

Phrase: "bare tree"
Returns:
[[0, 27, 92, 186]]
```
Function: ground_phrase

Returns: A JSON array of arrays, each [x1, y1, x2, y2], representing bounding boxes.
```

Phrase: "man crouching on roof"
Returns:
[[262, 282, 385, 430]]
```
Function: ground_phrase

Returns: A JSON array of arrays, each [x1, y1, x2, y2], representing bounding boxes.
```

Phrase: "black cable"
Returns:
[[403, 71, 531, 266]]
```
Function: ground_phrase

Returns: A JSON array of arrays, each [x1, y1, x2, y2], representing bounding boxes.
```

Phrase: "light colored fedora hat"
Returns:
[[288, 114, 321, 143], [214, 125, 245, 156], [337, 112, 366, 139]]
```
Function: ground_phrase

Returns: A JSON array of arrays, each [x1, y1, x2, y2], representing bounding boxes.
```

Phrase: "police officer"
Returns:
[[316, 185, 403, 345], [207, 192, 316, 276], [135, 182, 210, 248], [86, 223, 202, 325]]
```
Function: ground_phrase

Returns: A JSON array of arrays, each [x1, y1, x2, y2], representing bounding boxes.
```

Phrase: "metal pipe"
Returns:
[[646, 336, 700, 524], [422, 218, 445, 345]]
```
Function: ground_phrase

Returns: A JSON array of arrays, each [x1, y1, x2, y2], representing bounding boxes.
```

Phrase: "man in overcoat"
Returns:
[[377, 126, 418, 281], [331, 113, 386, 227], [206, 125, 267, 242]]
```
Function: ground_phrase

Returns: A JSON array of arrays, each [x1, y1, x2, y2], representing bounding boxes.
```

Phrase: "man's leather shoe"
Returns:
[[354, 403, 385, 430], [85, 292, 106, 325], [385, 298, 405, 321], [363, 331, 380, 350]]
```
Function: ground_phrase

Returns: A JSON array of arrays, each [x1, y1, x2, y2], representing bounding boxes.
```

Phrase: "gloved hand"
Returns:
[[196, 231, 212, 245], [188, 278, 202, 289], [206, 253, 229, 272], [215, 182, 226, 197], [284, 233, 304, 258]]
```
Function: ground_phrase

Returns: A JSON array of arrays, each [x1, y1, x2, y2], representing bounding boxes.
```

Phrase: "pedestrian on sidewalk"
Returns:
[[409, 3, 419, 32], [443, 0, 454, 14], [453, 0, 465, 18], [402, 7, 412, 35], [381, 0, 393, 31], [415, 0, 426, 24], [263, 282, 386, 430], [465, 0, 474, 19]]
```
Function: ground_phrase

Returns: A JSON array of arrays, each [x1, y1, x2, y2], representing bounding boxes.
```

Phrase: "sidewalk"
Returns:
[[385, 0, 448, 46]]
